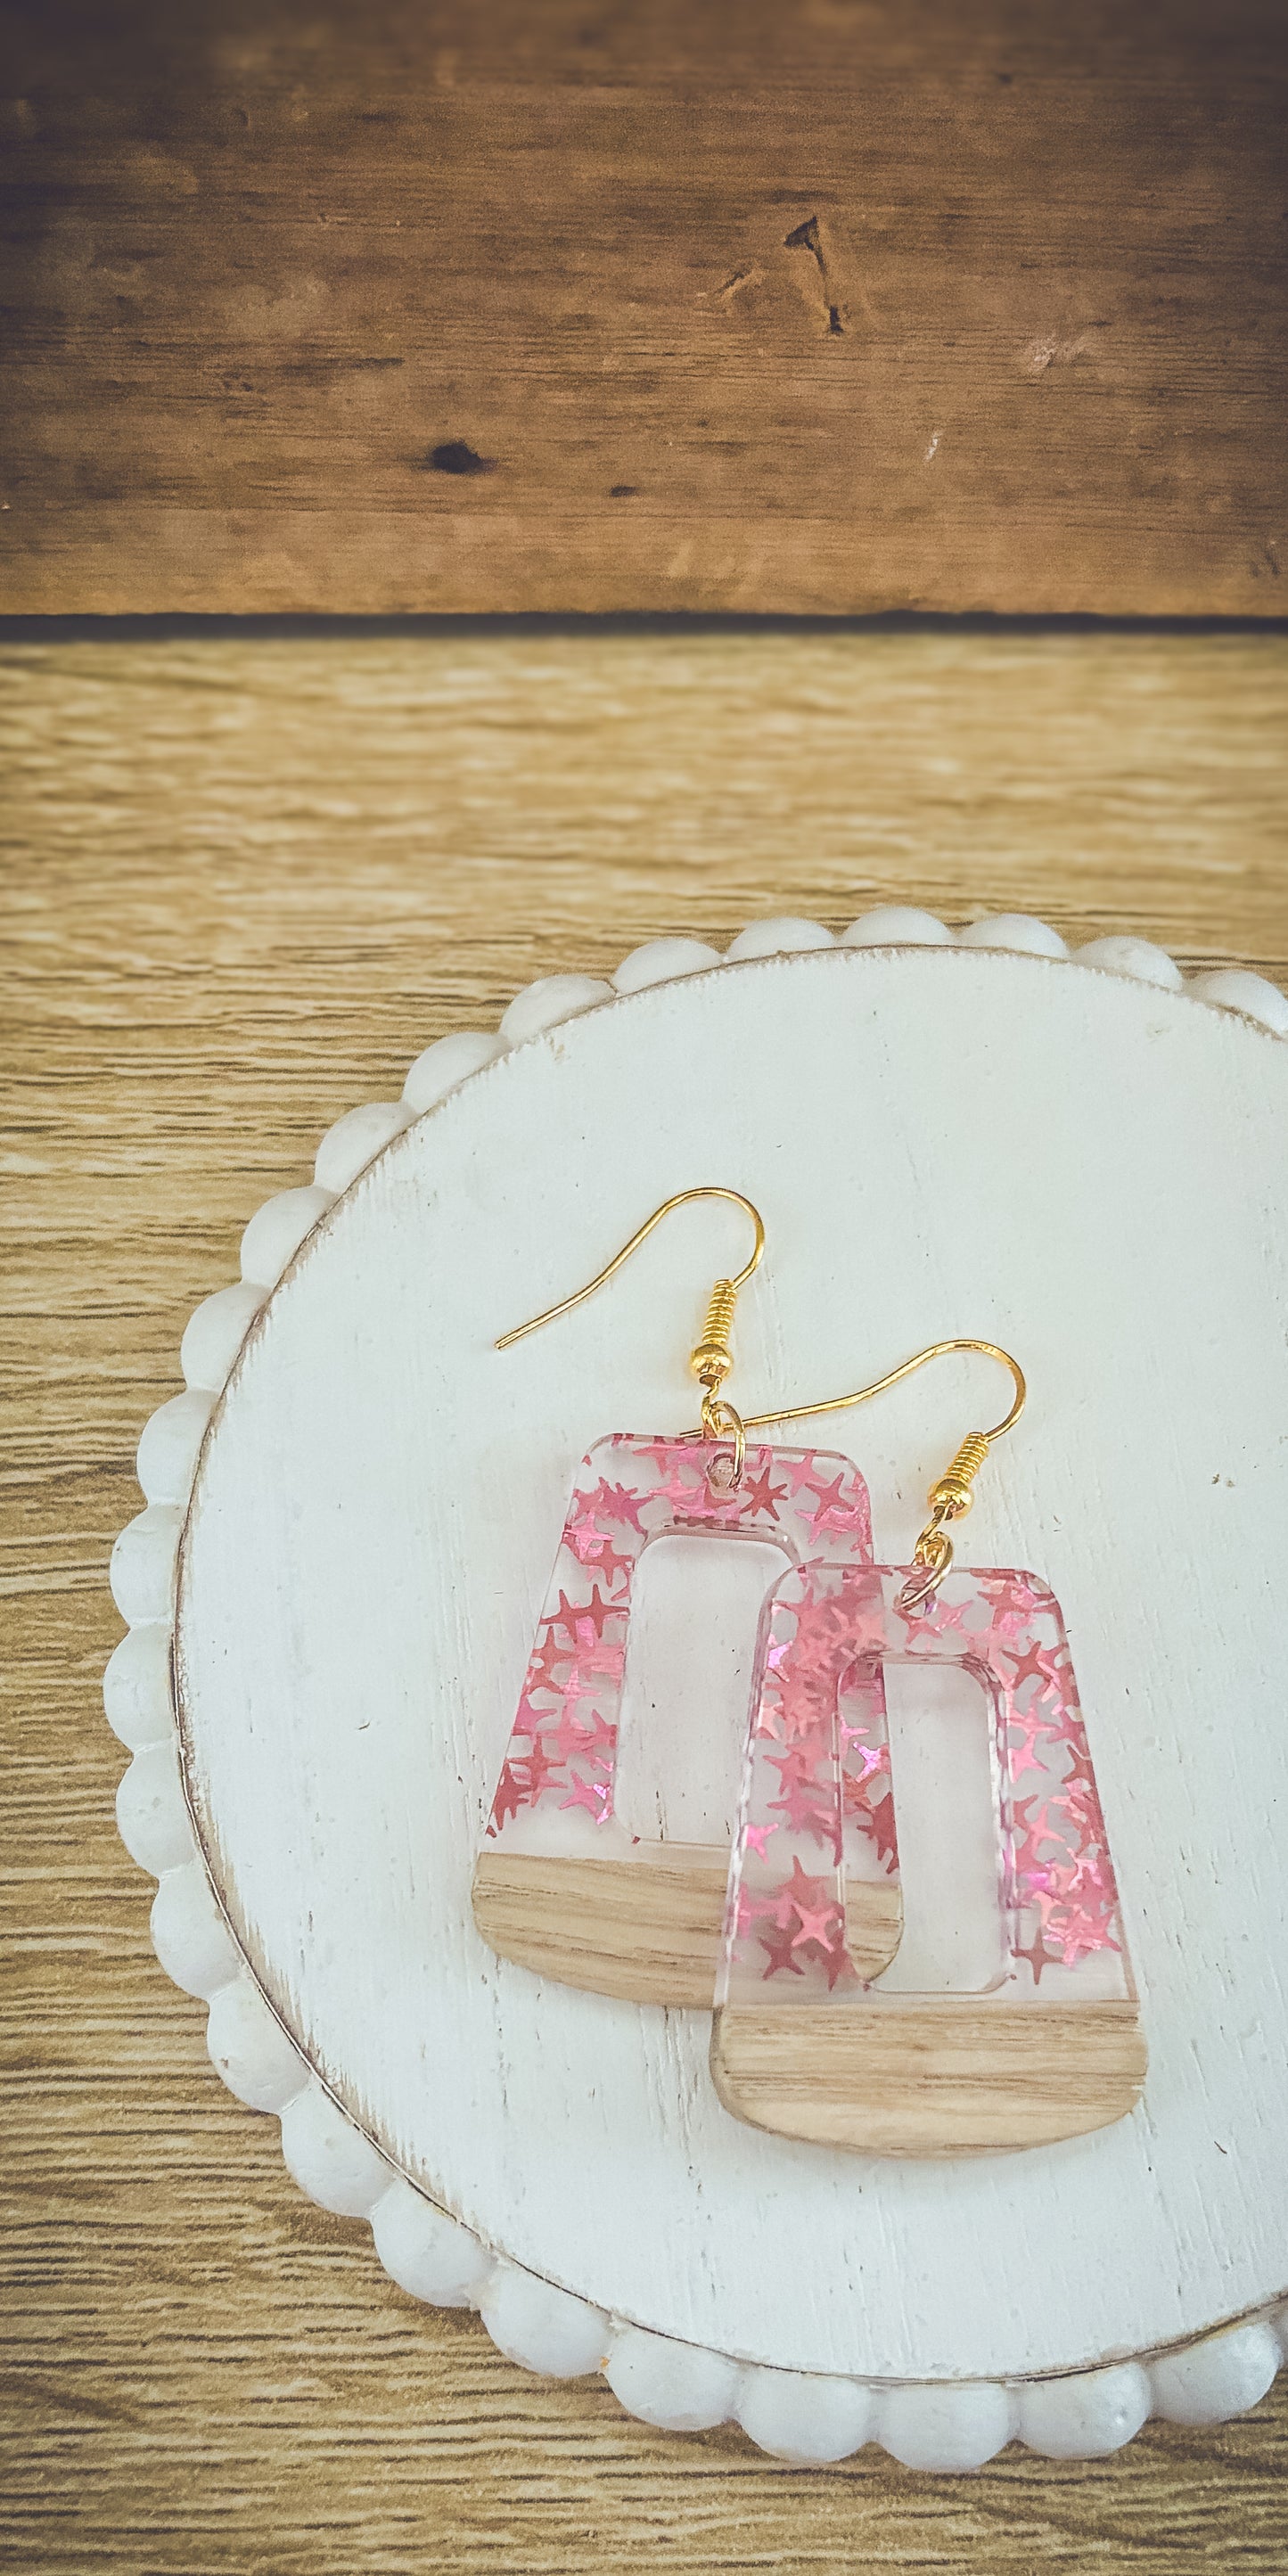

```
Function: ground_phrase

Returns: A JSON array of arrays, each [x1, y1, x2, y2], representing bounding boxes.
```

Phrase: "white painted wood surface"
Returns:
[[108, 917, 1288, 2464]]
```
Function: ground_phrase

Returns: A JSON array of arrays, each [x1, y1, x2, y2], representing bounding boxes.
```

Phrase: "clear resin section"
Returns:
[[722, 1565, 1130, 2007], [483, 1435, 890, 1866]]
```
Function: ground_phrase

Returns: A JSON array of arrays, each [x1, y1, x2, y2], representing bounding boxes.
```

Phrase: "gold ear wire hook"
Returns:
[[496, 1189, 764, 1485], [742, 1338, 1026, 1607], [740, 1339, 1025, 1444], [495, 1186, 766, 1350], [498, 1209, 1021, 1563]]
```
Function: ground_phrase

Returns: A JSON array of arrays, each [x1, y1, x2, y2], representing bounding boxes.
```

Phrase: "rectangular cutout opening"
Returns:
[[873, 1660, 1005, 1994], [614, 1534, 790, 1845]]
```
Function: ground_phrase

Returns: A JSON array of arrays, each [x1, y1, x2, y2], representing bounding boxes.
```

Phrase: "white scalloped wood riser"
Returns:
[[105, 910, 1288, 2470]]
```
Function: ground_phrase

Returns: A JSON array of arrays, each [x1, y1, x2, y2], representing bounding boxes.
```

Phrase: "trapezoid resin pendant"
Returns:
[[710, 1562, 1146, 2154], [472, 1433, 904, 2005]]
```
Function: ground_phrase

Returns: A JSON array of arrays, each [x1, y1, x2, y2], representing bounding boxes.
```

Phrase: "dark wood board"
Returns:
[[1, 1, 1285, 615]]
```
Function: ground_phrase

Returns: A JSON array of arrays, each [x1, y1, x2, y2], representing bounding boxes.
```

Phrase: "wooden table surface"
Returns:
[[5, 0, 1287, 618], [4, 619, 1288, 2572]]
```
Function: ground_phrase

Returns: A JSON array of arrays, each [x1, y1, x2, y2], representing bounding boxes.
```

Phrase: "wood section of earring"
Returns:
[[709, 1998, 1147, 2154], [714, 1563, 1146, 2155], [472, 1849, 904, 2008]]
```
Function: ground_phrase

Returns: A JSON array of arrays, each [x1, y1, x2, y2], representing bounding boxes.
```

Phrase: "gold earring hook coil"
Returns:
[[691, 1277, 739, 1395], [739, 1338, 1025, 1445], [496, 1199, 1023, 1562], [743, 1339, 1025, 1610], [496, 1185, 765, 1488], [495, 1186, 766, 1351]]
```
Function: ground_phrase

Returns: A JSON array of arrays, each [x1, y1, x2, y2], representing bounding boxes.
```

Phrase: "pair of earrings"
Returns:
[[473, 1188, 1145, 2158]]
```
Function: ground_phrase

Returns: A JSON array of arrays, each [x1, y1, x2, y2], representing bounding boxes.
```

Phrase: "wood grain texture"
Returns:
[[710, 1999, 1148, 2155], [3, 0, 1287, 616], [471, 1852, 903, 2006], [4, 618, 1288, 2567]]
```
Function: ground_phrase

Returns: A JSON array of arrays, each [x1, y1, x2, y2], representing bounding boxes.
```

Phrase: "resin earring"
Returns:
[[710, 1367, 1148, 2155], [472, 1190, 902, 2006]]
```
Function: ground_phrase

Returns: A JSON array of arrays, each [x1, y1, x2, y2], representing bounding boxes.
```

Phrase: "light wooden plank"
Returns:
[[2, 3, 1286, 613], [472, 1852, 904, 2006], [711, 1998, 1148, 2154], [3, 621, 1287, 2568]]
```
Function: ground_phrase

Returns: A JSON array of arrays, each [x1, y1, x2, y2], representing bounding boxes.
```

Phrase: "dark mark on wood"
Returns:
[[610, 484, 638, 497], [423, 440, 496, 476], [783, 214, 847, 335]]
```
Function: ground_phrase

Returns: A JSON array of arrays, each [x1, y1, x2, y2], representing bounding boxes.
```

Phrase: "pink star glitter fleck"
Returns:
[[723, 1559, 1127, 2006], [483, 1433, 880, 1843]]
